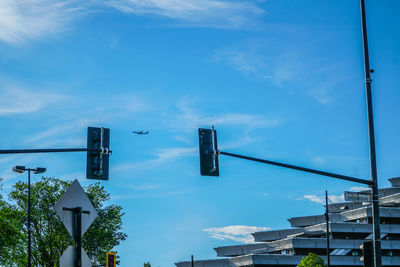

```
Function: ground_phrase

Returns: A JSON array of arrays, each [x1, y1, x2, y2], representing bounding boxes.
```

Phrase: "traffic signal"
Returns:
[[86, 127, 110, 180], [198, 127, 219, 176], [106, 252, 116, 267], [360, 240, 374, 267]]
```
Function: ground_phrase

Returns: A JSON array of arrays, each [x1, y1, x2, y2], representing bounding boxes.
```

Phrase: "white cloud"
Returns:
[[311, 156, 326, 165], [112, 189, 191, 200], [20, 91, 152, 147], [22, 116, 102, 148], [303, 194, 344, 204], [152, 147, 197, 161], [203, 225, 270, 244], [0, 0, 86, 44], [128, 184, 162, 190], [0, 87, 65, 115], [0, 156, 20, 181], [214, 39, 353, 105], [0, 0, 264, 44], [214, 44, 304, 86], [303, 194, 324, 204], [159, 98, 282, 151], [106, 0, 264, 28], [114, 146, 197, 172], [171, 99, 281, 131], [113, 93, 152, 113]]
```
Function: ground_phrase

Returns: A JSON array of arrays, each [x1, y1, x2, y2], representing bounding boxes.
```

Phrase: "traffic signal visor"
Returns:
[[198, 127, 219, 176], [106, 252, 116, 267]]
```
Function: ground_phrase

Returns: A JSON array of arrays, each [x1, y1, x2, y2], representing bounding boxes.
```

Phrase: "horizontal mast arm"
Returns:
[[219, 151, 372, 186]]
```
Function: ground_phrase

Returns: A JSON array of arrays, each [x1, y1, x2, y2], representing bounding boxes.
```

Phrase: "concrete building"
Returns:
[[176, 178, 400, 267]]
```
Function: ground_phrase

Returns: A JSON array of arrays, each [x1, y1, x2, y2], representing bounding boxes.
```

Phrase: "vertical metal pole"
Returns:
[[191, 255, 194, 267], [76, 207, 82, 267], [325, 191, 330, 267], [360, 1, 382, 267], [27, 169, 32, 267]]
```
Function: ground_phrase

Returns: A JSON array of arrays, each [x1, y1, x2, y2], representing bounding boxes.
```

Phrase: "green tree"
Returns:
[[0, 177, 127, 266], [297, 253, 327, 267], [144, 262, 151, 267], [0, 195, 25, 265]]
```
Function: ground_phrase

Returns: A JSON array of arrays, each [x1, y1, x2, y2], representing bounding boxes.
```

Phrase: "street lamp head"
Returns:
[[33, 167, 46, 174], [12, 166, 26, 173]]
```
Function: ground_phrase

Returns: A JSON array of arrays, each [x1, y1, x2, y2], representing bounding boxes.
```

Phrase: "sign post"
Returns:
[[55, 180, 98, 267]]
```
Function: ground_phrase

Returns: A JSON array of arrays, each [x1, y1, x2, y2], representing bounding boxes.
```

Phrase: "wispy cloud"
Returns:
[[0, 0, 265, 44], [112, 189, 191, 200], [19, 90, 153, 148], [0, 0, 86, 44], [214, 43, 305, 86], [303, 194, 344, 204], [115, 97, 281, 172], [311, 156, 326, 165], [25, 123, 82, 146], [112, 92, 153, 113], [22, 117, 101, 148], [114, 147, 197, 172], [170, 99, 281, 132], [203, 225, 270, 244], [167, 99, 281, 149], [116, 183, 163, 191], [0, 155, 20, 181], [106, 0, 264, 28], [0, 87, 65, 115], [214, 39, 354, 104]]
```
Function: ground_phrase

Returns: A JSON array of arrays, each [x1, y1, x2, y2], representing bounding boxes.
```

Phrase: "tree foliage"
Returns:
[[144, 262, 151, 267], [0, 177, 127, 266], [297, 253, 327, 267], [0, 195, 25, 264]]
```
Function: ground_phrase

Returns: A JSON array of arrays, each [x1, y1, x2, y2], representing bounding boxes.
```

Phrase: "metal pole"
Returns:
[[219, 151, 372, 185], [325, 191, 330, 267], [0, 148, 100, 154], [61, 207, 89, 267], [191, 255, 194, 267], [27, 169, 32, 267], [76, 207, 82, 267], [360, 1, 381, 266]]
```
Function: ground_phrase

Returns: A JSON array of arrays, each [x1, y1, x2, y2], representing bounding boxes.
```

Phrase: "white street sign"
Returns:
[[344, 191, 372, 203], [60, 246, 91, 267], [54, 179, 98, 238]]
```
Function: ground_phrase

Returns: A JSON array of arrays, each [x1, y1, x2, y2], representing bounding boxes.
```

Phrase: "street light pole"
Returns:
[[12, 166, 46, 267], [27, 169, 32, 267], [359, 1, 382, 266]]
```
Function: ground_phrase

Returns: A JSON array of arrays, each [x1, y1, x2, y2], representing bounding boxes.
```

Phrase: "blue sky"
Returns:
[[0, 0, 399, 266]]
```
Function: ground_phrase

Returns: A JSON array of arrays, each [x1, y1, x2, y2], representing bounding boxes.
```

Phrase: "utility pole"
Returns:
[[360, 1, 382, 266]]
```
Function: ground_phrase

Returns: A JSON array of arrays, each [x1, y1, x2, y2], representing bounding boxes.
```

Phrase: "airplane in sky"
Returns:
[[132, 130, 149, 135]]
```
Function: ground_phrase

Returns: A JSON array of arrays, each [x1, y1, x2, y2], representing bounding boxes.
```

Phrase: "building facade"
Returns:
[[176, 178, 400, 267]]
